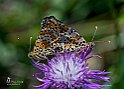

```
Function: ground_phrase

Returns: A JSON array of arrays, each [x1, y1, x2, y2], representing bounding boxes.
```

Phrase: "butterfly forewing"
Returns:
[[28, 16, 87, 60]]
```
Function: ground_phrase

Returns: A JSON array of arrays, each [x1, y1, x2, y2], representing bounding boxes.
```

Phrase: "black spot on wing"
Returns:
[[58, 35, 69, 43], [54, 47, 63, 52]]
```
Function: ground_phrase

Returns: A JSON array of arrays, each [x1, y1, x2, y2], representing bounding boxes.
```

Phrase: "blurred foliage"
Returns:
[[0, 0, 124, 89]]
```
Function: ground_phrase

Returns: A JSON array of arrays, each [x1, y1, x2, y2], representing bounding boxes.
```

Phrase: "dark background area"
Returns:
[[0, 0, 124, 89]]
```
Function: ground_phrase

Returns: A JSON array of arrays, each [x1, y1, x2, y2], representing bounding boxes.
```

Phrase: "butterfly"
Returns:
[[28, 16, 93, 60]]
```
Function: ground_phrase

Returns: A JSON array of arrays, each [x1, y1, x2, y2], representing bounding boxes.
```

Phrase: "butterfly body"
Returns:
[[28, 16, 88, 60]]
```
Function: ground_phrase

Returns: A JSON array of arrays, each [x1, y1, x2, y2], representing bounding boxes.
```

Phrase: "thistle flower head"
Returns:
[[32, 46, 110, 89]]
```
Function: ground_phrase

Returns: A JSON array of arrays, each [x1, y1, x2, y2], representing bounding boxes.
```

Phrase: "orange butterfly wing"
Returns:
[[28, 16, 87, 60]]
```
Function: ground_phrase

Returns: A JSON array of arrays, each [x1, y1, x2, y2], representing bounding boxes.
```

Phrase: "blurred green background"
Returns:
[[0, 0, 124, 89]]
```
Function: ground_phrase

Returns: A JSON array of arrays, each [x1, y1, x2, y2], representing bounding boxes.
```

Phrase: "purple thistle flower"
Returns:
[[32, 46, 111, 89]]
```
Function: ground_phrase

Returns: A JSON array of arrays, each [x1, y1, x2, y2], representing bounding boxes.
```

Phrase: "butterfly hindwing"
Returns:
[[28, 16, 87, 60]]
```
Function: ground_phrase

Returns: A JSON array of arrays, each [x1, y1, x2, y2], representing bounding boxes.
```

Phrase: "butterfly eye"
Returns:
[[89, 42, 95, 48]]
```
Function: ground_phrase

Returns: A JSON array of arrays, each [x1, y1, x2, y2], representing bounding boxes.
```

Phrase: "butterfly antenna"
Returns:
[[94, 40, 111, 43], [29, 36, 32, 51], [89, 26, 111, 45], [91, 26, 111, 44], [91, 26, 98, 42]]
